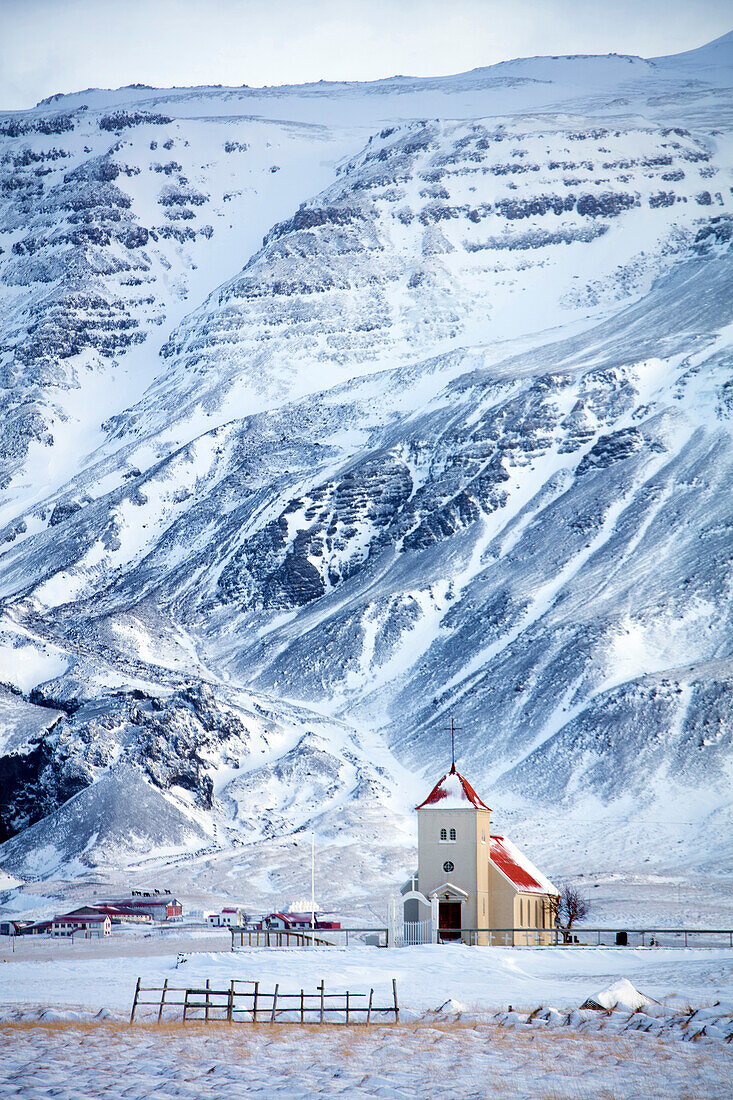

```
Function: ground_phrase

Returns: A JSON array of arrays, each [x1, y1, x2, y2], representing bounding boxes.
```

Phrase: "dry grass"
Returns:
[[0, 1017, 728, 1100]]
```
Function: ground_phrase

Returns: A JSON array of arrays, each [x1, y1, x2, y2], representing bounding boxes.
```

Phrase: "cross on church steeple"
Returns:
[[446, 715, 460, 773]]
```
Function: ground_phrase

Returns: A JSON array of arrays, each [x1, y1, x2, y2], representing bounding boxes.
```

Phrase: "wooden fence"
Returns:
[[229, 926, 389, 949], [130, 977, 399, 1025], [230, 929, 334, 948]]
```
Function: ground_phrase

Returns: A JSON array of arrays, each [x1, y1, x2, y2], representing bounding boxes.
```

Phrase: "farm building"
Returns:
[[65, 905, 153, 925], [207, 907, 245, 927], [259, 912, 341, 931], [0, 920, 36, 936], [104, 893, 182, 921], [23, 919, 52, 935], [403, 763, 558, 945], [51, 913, 111, 938]]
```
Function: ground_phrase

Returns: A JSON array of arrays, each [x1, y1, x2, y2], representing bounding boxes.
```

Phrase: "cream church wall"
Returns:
[[417, 805, 490, 943]]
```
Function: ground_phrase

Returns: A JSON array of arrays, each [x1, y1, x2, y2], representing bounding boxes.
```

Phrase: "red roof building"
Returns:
[[104, 895, 181, 921], [51, 913, 112, 938], [67, 905, 153, 924], [259, 912, 341, 931]]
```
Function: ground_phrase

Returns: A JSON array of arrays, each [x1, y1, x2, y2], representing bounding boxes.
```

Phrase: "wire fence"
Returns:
[[443, 927, 733, 948]]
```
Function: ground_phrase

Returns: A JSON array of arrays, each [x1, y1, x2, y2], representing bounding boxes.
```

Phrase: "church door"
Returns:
[[438, 901, 462, 941]]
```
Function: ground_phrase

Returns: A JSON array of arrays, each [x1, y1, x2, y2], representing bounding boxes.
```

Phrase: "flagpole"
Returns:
[[311, 831, 315, 938]]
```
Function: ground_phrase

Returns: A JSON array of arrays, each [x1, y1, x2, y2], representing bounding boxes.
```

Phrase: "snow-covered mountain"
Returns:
[[1, 32, 733, 916]]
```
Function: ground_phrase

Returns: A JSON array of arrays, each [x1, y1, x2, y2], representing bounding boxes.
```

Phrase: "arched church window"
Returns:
[[449, 828, 456, 841], [440, 828, 447, 840]]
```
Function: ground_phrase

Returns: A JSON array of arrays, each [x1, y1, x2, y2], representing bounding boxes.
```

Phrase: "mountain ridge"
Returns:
[[0, 35, 732, 915]]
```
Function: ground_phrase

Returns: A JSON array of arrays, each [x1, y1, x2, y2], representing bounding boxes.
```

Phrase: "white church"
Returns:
[[402, 761, 559, 945]]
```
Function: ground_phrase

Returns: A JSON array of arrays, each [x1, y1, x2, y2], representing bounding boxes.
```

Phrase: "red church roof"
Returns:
[[416, 766, 491, 811], [489, 835, 558, 895]]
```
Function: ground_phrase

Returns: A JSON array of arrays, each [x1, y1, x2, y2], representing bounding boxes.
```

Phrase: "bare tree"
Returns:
[[549, 886, 590, 943]]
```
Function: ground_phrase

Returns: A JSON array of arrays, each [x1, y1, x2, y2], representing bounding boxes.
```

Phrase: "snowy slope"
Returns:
[[1, 33, 732, 913]]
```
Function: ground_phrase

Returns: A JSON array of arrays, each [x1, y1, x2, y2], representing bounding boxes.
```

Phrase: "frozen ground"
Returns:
[[1, 944, 733, 1098], [1, 1017, 731, 1100]]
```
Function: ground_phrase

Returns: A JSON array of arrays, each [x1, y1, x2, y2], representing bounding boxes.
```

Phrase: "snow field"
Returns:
[[2, 931, 733, 1096], [0, 1016, 730, 1100], [2, 942, 733, 1019]]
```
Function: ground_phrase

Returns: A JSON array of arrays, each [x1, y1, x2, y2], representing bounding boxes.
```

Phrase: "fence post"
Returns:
[[345, 990, 349, 1025], [319, 980, 325, 1024], [392, 978, 399, 1023], [205, 978, 211, 1023], [157, 978, 168, 1023], [253, 981, 259, 1022], [300, 989, 304, 1023], [227, 980, 234, 1023], [271, 984, 279, 1023], [130, 977, 141, 1025], [366, 988, 373, 1025], [183, 989, 189, 1023]]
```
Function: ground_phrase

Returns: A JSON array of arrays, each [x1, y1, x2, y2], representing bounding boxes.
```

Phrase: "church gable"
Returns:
[[427, 882, 469, 901]]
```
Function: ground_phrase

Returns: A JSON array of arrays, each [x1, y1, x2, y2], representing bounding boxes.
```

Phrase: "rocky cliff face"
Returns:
[[1, 36, 732, 904]]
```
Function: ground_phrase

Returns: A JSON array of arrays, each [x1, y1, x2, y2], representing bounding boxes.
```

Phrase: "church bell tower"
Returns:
[[415, 750, 491, 944]]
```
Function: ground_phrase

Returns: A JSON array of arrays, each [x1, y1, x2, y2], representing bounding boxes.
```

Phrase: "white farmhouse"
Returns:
[[207, 907, 244, 927], [51, 913, 111, 938]]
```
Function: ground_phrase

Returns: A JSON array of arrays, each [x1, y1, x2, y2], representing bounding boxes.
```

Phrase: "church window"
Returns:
[[481, 829, 486, 843], [449, 828, 456, 841], [440, 828, 447, 840]]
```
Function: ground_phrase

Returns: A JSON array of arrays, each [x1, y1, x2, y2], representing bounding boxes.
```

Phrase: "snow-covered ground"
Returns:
[[2, 1014, 731, 1100], [2, 941, 732, 1098], [4, 939, 733, 1017]]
